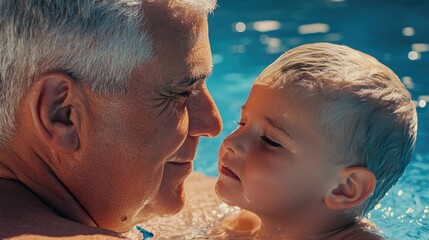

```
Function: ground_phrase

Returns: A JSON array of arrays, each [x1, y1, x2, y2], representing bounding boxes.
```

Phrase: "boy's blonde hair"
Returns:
[[256, 42, 418, 214]]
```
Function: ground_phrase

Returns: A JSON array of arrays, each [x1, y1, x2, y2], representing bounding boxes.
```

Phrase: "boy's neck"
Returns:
[[257, 213, 359, 240]]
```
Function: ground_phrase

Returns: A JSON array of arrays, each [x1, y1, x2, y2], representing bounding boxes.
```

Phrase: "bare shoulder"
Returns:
[[4, 234, 123, 240], [0, 179, 123, 240], [218, 210, 261, 236], [357, 218, 387, 240]]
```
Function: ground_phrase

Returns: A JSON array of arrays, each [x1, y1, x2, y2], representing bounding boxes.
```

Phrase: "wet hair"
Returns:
[[0, 0, 217, 146], [256, 42, 418, 214]]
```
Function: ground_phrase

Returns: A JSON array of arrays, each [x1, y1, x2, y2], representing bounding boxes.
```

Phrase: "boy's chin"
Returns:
[[215, 179, 238, 207]]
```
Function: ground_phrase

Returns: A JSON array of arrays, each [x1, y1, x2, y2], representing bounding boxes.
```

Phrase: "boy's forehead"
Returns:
[[248, 84, 317, 128]]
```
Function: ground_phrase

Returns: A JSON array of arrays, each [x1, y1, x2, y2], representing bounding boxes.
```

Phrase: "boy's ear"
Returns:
[[29, 71, 82, 154], [324, 166, 376, 210]]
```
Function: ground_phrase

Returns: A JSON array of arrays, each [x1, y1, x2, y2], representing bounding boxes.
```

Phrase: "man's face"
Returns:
[[216, 84, 342, 224], [60, 7, 222, 231]]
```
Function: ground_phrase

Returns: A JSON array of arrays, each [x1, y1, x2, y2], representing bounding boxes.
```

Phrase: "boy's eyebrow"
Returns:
[[241, 106, 293, 139], [264, 116, 293, 139], [241, 106, 296, 146], [264, 116, 297, 153]]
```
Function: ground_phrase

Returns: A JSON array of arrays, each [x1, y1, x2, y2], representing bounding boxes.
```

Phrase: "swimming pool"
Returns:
[[193, 0, 429, 239]]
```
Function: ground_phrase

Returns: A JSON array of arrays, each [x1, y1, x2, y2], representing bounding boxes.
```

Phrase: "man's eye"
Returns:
[[260, 135, 281, 147], [177, 89, 199, 98]]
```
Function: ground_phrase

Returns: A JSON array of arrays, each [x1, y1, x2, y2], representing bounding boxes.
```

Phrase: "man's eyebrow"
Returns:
[[178, 72, 212, 87]]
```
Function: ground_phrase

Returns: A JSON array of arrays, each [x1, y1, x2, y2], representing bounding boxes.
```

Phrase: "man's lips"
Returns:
[[165, 161, 193, 176], [166, 155, 194, 167], [167, 160, 193, 168], [167, 152, 196, 165], [167, 160, 192, 164], [220, 164, 240, 181], [167, 162, 193, 170]]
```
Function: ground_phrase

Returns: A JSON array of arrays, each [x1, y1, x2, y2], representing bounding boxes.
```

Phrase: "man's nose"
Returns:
[[187, 85, 222, 137]]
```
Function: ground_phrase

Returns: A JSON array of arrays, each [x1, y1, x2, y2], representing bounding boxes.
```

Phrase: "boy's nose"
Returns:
[[187, 86, 222, 138], [222, 133, 245, 156]]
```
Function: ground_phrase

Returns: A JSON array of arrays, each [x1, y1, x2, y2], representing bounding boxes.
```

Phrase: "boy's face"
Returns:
[[216, 84, 344, 221]]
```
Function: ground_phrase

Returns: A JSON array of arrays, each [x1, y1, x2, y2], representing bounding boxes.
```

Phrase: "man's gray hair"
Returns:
[[0, 0, 216, 146]]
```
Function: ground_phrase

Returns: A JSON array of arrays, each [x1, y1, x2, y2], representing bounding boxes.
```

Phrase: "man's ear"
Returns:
[[324, 166, 376, 210], [29, 71, 82, 154]]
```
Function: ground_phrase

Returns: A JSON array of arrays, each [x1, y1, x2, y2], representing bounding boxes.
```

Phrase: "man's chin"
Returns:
[[153, 181, 187, 217]]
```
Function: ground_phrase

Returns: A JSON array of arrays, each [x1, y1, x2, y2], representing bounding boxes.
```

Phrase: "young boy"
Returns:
[[215, 42, 418, 239]]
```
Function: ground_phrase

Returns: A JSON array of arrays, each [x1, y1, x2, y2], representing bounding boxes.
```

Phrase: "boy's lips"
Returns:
[[220, 163, 240, 181]]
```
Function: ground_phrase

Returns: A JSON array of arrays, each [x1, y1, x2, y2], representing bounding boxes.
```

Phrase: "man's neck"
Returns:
[[0, 145, 97, 228], [0, 178, 125, 239]]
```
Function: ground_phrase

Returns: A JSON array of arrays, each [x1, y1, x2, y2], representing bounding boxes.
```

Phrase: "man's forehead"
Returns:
[[156, 43, 213, 88], [143, 0, 208, 30], [132, 2, 212, 89]]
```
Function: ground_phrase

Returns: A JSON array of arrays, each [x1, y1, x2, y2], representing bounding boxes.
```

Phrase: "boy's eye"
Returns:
[[260, 135, 281, 147]]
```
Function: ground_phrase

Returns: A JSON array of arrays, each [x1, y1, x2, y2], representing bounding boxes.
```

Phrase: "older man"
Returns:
[[0, 0, 221, 238]]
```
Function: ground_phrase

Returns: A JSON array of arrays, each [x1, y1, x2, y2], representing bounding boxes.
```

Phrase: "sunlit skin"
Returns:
[[215, 84, 383, 240], [0, 2, 222, 238], [65, 3, 222, 231]]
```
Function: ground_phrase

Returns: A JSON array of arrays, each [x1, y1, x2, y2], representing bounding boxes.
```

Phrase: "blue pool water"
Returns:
[[195, 0, 429, 239]]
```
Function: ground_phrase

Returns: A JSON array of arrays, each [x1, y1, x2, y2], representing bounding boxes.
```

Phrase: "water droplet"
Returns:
[[408, 51, 420, 60], [402, 27, 415, 36], [233, 22, 246, 32]]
